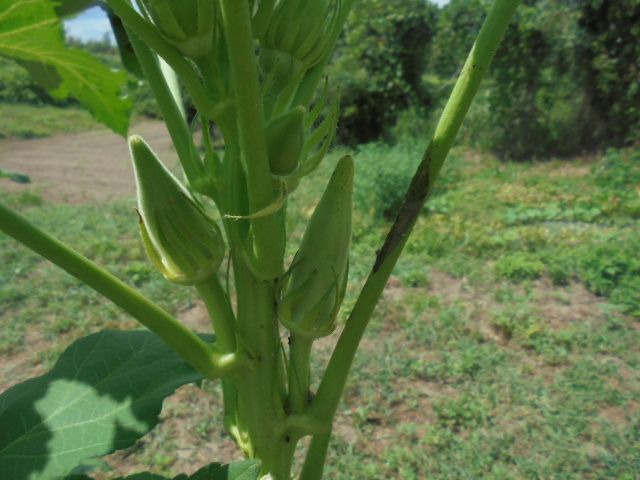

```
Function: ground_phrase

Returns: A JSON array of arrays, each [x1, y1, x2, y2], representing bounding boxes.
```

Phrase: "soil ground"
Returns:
[[0, 121, 178, 204]]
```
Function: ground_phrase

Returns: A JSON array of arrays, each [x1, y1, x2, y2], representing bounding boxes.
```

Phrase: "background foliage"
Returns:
[[331, 0, 640, 158], [1, 0, 637, 159]]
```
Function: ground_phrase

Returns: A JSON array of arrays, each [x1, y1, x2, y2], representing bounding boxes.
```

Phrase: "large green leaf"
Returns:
[[0, 0, 132, 135], [56, 0, 98, 18], [66, 460, 262, 480], [189, 461, 261, 480], [0, 330, 204, 480]]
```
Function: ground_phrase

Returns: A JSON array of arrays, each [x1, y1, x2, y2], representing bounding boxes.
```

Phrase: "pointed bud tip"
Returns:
[[128, 134, 143, 143], [128, 134, 145, 148], [326, 155, 354, 197], [335, 155, 354, 180], [128, 135, 150, 166]]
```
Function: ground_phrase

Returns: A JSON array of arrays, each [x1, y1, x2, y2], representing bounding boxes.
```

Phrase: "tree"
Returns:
[[329, 0, 439, 143], [576, 0, 640, 148]]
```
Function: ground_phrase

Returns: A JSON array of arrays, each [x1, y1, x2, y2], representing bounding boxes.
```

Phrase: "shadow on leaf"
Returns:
[[0, 330, 207, 480]]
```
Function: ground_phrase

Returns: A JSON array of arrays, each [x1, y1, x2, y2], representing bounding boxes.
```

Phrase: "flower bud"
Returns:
[[277, 156, 354, 338], [262, 0, 341, 68], [130, 135, 225, 285], [266, 106, 305, 176], [141, 0, 216, 58]]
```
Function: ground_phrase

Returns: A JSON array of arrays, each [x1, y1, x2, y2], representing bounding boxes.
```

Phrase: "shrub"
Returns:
[[593, 148, 640, 191], [579, 239, 640, 298], [0, 58, 49, 104], [548, 259, 574, 286], [354, 142, 422, 220], [129, 78, 162, 118], [611, 275, 640, 318], [395, 255, 430, 287], [576, 0, 640, 147], [432, 0, 640, 158], [483, 2, 584, 159], [495, 252, 546, 281], [329, 0, 439, 144]]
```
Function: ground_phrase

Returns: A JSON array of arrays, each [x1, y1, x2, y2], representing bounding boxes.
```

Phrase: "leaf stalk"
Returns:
[[0, 201, 229, 380]]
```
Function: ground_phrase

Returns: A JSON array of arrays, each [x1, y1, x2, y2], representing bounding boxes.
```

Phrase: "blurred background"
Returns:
[[53, 0, 639, 159]]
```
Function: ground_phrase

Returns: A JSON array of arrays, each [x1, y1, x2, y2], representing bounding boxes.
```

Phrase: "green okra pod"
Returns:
[[277, 155, 354, 339], [130, 135, 226, 285], [140, 0, 217, 59]]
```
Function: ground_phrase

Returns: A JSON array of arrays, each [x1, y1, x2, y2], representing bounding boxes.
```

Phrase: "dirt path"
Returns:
[[0, 121, 178, 203]]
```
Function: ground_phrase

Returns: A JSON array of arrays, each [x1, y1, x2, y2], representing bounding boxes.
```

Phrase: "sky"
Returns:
[[65, 7, 114, 42], [65, 1, 451, 43]]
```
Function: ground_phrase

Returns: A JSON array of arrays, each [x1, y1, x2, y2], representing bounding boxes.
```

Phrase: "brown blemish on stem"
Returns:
[[373, 144, 433, 272]]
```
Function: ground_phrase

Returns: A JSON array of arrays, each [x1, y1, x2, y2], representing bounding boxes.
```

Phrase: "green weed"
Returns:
[[495, 252, 546, 281], [0, 104, 100, 139]]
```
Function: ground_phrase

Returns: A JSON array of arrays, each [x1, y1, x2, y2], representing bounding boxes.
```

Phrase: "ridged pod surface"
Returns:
[[130, 135, 225, 285], [261, 0, 341, 68], [277, 156, 354, 338], [140, 0, 216, 58]]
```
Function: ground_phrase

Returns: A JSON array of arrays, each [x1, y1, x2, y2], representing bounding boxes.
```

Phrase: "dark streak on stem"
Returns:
[[373, 144, 433, 272]]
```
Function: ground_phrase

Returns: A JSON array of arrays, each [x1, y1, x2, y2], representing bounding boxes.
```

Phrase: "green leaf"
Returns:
[[0, 0, 132, 135], [16, 59, 62, 90], [56, 0, 99, 18], [65, 460, 261, 480], [0, 167, 30, 184], [116, 474, 175, 480], [189, 460, 262, 480], [0, 330, 205, 480]]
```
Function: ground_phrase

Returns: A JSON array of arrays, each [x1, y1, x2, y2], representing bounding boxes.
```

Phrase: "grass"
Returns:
[[0, 103, 100, 139], [1, 144, 639, 478]]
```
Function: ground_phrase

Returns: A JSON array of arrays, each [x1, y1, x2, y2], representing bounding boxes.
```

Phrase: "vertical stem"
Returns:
[[196, 278, 239, 442], [301, 1, 520, 478], [299, 428, 332, 480], [196, 277, 236, 352], [233, 261, 288, 478], [288, 335, 312, 414], [220, 0, 284, 279]]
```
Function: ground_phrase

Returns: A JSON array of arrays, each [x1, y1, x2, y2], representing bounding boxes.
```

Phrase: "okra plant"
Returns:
[[0, 0, 519, 478]]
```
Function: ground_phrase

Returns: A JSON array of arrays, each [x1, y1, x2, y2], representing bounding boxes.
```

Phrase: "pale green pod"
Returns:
[[141, 0, 216, 58], [277, 156, 354, 338], [266, 106, 305, 176], [130, 135, 225, 285]]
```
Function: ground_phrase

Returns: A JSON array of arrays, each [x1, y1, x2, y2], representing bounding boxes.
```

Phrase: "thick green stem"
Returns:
[[106, 0, 216, 117], [301, 1, 520, 477], [220, 0, 284, 279], [232, 261, 288, 478], [288, 335, 312, 415], [0, 201, 240, 379]]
